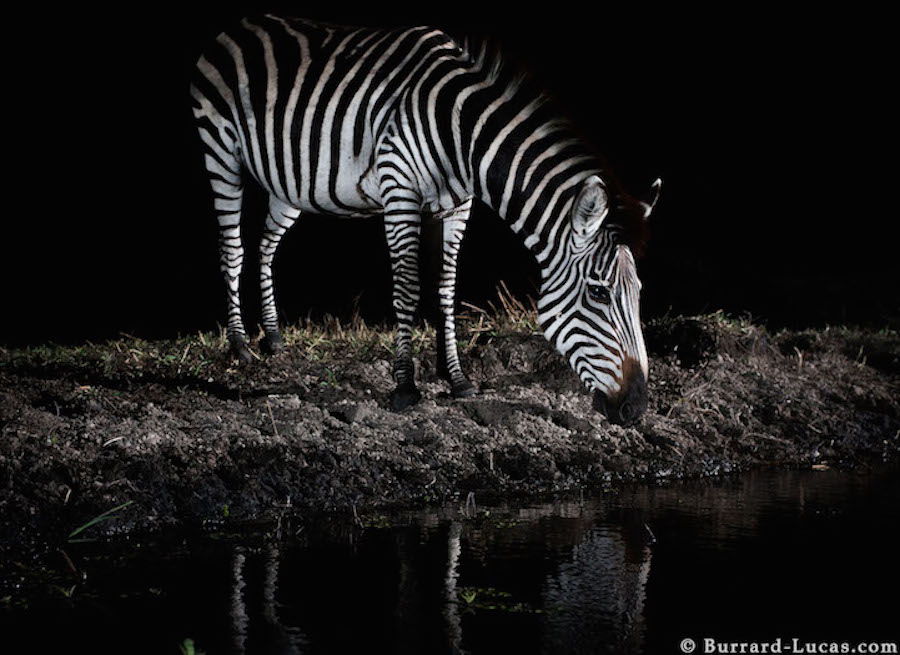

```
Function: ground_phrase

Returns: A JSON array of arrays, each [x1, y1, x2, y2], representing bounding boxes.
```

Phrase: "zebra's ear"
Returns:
[[571, 175, 609, 246], [639, 178, 662, 219]]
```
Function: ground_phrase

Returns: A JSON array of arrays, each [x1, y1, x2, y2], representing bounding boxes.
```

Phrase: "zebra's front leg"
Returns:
[[259, 197, 301, 355], [436, 199, 477, 398], [384, 198, 424, 411], [213, 182, 254, 364]]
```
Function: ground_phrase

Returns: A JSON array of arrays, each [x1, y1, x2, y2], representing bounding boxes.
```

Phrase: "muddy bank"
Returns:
[[1, 315, 898, 550]]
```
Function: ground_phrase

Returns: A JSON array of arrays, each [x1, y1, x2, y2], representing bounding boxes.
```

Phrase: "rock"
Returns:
[[267, 394, 302, 410], [330, 400, 372, 424]]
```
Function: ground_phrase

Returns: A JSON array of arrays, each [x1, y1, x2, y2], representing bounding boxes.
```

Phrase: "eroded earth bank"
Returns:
[[1, 314, 898, 551]]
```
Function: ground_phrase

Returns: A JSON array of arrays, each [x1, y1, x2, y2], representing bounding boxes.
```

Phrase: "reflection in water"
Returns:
[[231, 548, 248, 654], [217, 468, 896, 654], [542, 527, 652, 654], [445, 521, 464, 655], [14, 467, 897, 654], [229, 543, 308, 655], [220, 501, 654, 654]]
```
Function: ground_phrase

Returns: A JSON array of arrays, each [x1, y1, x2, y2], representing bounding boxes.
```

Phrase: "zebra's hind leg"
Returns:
[[259, 197, 301, 355], [192, 83, 252, 363], [435, 200, 477, 398], [383, 195, 424, 411]]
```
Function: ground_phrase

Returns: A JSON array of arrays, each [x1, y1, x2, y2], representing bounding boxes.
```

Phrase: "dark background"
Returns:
[[5, 3, 896, 346]]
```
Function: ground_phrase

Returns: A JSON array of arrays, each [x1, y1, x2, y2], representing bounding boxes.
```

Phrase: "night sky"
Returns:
[[6, 3, 895, 346]]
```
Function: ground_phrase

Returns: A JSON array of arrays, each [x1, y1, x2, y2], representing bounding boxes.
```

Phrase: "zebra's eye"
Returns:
[[587, 284, 610, 304]]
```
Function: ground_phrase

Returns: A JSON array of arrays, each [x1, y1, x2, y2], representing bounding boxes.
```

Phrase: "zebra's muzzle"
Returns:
[[592, 368, 647, 426]]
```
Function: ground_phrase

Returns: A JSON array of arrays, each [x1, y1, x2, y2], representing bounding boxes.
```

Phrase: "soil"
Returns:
[[1, 315, 898, 553]]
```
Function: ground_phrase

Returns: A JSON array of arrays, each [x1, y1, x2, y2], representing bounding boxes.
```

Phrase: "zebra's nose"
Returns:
[[593, 369, 647, 426], [618, 399, 638, 424]]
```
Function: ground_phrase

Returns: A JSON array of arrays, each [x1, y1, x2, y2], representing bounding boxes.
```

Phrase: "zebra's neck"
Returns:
[[473, 124, 606, 267], [454, 53, 609, 266]]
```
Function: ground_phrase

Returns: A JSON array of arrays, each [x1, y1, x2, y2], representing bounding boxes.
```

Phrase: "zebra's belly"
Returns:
[[243, 151, 384, 218]]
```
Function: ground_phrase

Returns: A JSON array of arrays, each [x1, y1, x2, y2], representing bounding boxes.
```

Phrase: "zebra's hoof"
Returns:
[[389, 383, 421, 412], [231, 343, 255, 365], [451, 380, 479, 399], [261, 331, 285, 355]]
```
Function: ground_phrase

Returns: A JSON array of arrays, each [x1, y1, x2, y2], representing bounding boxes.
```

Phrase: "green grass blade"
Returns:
[[68, 501, 133, 540]]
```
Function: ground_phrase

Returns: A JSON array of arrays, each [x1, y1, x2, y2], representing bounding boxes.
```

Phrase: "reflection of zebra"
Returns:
[[542, 526, 652, 655], [191, 16, 660, 423], [230, 544, 308, 654]]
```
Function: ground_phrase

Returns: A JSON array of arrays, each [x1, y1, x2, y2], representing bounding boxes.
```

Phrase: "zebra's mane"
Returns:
[[451, 33, 650, 258], [608, 190, 651, 258]]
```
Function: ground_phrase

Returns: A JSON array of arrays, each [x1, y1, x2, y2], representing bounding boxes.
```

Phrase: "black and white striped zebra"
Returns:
[[191, 16, 661, 424]]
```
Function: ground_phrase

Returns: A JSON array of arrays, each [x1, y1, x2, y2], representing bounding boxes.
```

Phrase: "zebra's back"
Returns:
[[190, 15, 468, 216]]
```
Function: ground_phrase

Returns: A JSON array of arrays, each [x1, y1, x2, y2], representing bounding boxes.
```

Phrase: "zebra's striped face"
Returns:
[[537, 177, 650, 425]]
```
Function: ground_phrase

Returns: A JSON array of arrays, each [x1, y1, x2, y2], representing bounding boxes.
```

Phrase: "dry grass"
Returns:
[[0, 284, 541, 380], [3, 285, 895, 397]]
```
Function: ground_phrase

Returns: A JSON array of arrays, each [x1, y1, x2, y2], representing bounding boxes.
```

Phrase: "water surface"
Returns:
[[4, 466, 898, 654]]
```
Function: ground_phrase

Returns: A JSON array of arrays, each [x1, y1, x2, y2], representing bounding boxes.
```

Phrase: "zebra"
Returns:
[[191, 15, 661, 424]]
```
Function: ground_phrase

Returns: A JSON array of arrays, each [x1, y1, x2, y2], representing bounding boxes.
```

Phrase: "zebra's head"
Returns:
[[537, 175, 661, 425]]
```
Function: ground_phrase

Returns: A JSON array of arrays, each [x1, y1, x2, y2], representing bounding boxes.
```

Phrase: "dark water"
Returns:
[[4, 467, 898, 654]]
